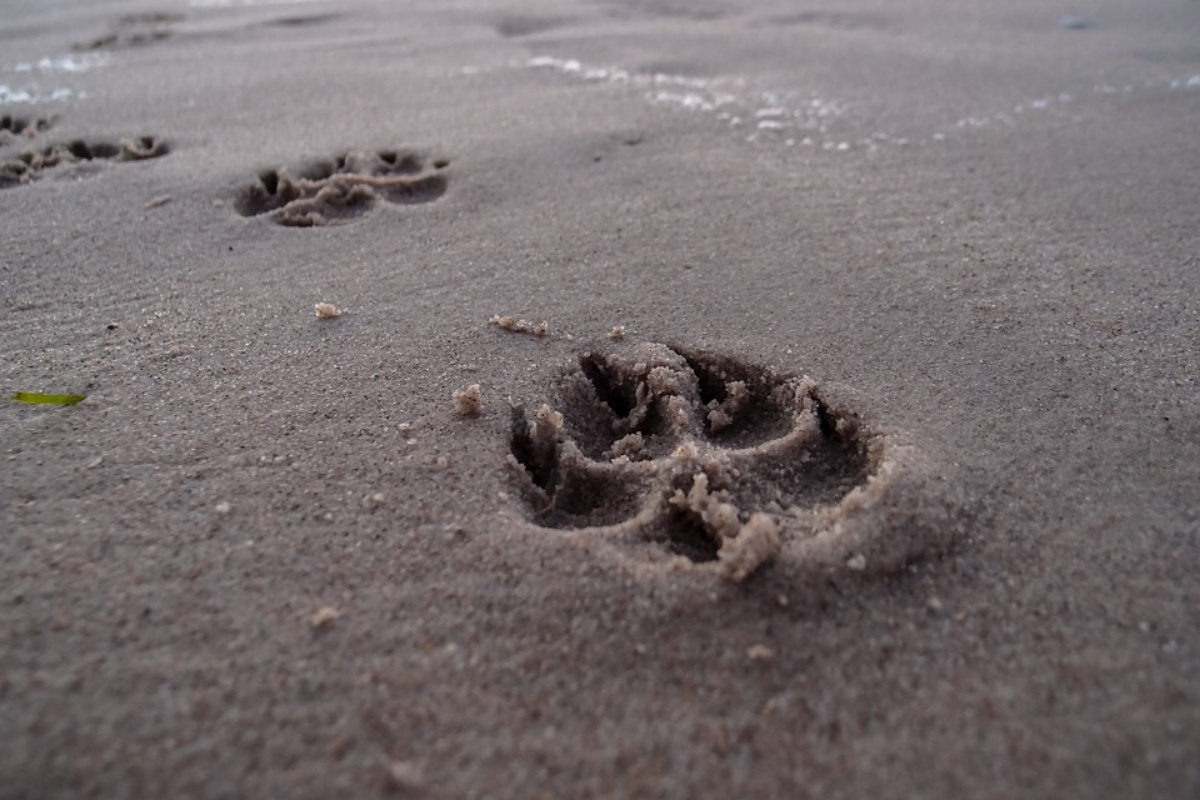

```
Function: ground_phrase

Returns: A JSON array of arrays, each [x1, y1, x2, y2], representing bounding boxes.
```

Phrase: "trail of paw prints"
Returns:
[[74, 12, 183, 51], [233, 149, 449, 228], [0, 135, 169, 189], [508, 342, 898, 581]]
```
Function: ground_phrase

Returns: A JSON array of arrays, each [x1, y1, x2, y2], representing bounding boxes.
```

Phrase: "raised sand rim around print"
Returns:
[[507, 342, 956, 582]]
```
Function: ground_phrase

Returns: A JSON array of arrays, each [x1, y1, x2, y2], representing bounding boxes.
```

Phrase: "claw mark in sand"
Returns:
[[507, 341, 966, 582]]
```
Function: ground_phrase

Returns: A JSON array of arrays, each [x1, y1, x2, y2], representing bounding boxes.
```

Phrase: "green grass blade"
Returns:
[[12, 392, 87, 406]]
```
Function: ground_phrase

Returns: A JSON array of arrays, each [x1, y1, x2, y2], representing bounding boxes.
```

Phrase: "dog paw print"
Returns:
[[74, 12, 183, 51], [507, 343, 878, 580], [0, 114, 55, 145], [0, 135, 169, 189], [233, 149, 449, 228]]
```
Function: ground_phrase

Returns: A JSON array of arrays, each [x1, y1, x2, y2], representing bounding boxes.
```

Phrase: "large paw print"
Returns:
[[233, 149, 449, 227], [507, 343, 876, 580]]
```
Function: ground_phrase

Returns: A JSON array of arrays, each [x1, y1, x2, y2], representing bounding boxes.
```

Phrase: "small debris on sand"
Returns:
[[12, 392, 86, 406], [452, 384, 483, 416], [489, 314, 518, 331], [488, 315, 548, 337], [314, 302, 342, 319], [747, 644, 775, 662], [310, 606, 340, 629], [214, 501, 232, 515], [384, 761, 423, 793], [143, 194, 171, 209], [846, 553, 868, 571], [607, 325, 626, 340]]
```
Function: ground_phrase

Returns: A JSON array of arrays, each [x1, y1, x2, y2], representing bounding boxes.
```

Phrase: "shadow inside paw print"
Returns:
[[0, 135, 169, 189], [508, 343, 875, 580], [233, 149, 449, 228]]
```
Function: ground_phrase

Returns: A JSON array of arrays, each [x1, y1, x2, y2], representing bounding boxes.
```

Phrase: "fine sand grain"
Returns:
[[2, 0, 1197, 798]]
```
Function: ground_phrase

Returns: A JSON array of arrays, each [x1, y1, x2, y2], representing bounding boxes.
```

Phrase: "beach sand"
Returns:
[[2, 0, 1197, 797]]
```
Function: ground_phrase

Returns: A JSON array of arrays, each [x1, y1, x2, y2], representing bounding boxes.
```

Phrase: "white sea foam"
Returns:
[[931, 72, 1199, 144], [13, 53, 111, 74], [525, 55, 849, 143], [486, 55, 1200, 154], [0, 85, 81, 104], [190, 0, 325, 6]]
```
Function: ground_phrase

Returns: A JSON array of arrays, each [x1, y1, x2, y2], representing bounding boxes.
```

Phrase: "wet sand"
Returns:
[[2, 0, 1198, 797]]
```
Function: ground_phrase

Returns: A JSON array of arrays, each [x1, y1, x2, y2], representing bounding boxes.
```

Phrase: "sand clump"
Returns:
[[747, 644, 775, 662], [383, 761, 424, 793], [489, 315, 548, 337], [314, 302, 342, 319], [705, 380, 750, 434], [718, 512, 781, 582], [453, 384, 483, 416], [605, 432, 645, 460], [670, 472, 782, 581], [310, 607, 340, 629]]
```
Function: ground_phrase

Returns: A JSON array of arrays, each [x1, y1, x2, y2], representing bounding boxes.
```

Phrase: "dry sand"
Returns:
[[2, 0, 1198, 797]]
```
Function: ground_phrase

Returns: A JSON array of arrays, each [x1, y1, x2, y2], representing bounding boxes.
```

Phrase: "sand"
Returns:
[[2, 0, 1197, 797]]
